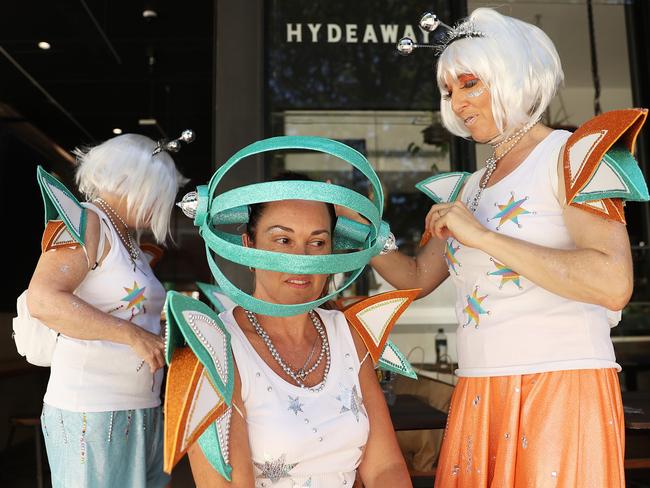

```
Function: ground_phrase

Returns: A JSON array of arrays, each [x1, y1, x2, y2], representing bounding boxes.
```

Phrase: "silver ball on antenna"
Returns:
[[396, 37, 415, 55], [166, 140, 182, 153], [180, 129, 195, 143], [419, 13, 440, 32]]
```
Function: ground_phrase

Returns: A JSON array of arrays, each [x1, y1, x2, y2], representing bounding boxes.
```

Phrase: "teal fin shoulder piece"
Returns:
[[165, 291, 235, 405], [37, 165, 87, 246], [573, 144, 650, 203], [197, 407, 234, 481], [415, 172, 471, 204], [378, 340, 418, 379], [164, 296, 185, 365], [196, 282, 237, 313]]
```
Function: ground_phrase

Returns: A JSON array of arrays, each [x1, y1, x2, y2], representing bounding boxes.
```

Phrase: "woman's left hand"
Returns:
[[425, 201, 490, 248]]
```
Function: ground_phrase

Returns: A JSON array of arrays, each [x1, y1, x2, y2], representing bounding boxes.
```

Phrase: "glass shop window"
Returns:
[[265, 0, 459, 296]]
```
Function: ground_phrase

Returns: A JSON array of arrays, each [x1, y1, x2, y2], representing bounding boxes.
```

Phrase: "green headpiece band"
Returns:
[[179, 136, 390, 317]]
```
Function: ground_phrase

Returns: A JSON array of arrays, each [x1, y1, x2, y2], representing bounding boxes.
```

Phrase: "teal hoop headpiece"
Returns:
[[180, 136, 390, 317]]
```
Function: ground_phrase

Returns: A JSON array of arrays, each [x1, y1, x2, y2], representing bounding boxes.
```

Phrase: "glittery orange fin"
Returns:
[[343, 289, 420, 364], [562, 108, 648, 223], [164, 346, 227, 474], [571, 198, 626, 223], [41, 220, 81, 253]]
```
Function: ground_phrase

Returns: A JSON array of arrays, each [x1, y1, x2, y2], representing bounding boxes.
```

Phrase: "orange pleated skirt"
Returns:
[[434, 369, 625, 487]]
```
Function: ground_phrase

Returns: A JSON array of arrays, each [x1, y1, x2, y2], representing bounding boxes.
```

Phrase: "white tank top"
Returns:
[[44, 203, 166, 412], [450, 130, 620, 377], [220, 308, 370, 488]]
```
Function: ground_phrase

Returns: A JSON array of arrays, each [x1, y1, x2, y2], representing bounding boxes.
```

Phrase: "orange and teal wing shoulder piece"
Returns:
[[415, 172, 471, 246], [378, 339, 418, 379], [196, 282, 237, 313], [164, 346, 231, 477], [41, 220, 80, 252], [415, 172, 471, 204], [37, 166, 87, 252], [163, 291, 234, 479], [562, 108, 649, 223], [343, 289, 420, 378]]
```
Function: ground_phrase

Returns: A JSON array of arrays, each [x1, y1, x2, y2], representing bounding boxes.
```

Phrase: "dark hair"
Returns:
[[245, 172, 337, 240]]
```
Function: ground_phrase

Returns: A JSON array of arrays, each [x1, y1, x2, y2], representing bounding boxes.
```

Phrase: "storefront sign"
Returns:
[[284, 23, 431, 44], [267, 1, 458, 110]]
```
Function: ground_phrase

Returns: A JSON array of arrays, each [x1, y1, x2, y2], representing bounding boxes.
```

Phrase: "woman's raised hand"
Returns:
[[326, 179, 369, 225], [425, 200, 490, 248], [127, 323, 166, 373]]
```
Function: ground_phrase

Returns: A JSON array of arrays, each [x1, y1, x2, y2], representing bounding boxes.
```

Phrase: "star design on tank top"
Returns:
[[287, 395, 304, 415], [444, 240, 461, 275], [121, 281, 147, 318], [488, 192, 533, 230], [337, 384, 367, 422], [254, 454, 298, 483], [463, 286, 489, 328], [487, 258, 523, 289]]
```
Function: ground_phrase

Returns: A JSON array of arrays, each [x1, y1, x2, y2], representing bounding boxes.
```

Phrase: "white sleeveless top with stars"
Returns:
[[44, 203, 166, 412], [220, 307, 370, 488], [449, 130, 620, 377]]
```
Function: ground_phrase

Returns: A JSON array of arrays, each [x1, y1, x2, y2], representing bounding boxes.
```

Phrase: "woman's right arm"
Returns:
[[188, 364, 255, 487], [335, 203, 450, 298], [26, 211, 165, 372], [370, 233, 450, 298]]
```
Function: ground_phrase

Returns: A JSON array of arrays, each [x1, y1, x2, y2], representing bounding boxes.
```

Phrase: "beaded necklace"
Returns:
[[468, 120, 538, 213], [245, 310, 331, 392], [94, 198, 140, 262]]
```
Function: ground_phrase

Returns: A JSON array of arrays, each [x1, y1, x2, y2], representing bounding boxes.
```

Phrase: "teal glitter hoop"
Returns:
[[185, 135, 390, 317]]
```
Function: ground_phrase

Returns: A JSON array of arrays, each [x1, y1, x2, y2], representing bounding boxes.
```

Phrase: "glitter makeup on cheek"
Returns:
[[458, 73, 484, 98], [467, 87, 485, 98]]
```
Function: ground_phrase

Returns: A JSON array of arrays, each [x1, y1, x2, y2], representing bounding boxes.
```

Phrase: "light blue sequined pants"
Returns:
[[41, 404, 170, 488]]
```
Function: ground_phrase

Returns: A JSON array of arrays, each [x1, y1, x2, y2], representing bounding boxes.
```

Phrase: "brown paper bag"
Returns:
[[393, 375, 454, 472]]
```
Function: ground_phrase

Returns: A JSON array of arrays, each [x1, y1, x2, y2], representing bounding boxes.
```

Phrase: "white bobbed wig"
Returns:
[[74, 134, 189, 244], [437, 8, 564, 142]]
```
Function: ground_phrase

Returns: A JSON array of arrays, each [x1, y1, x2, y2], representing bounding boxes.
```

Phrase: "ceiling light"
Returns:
[[112, 128, 123, 135], [142, 9, 158, 19], [138, 118, 157, 126], [38, 41, 51, 50]]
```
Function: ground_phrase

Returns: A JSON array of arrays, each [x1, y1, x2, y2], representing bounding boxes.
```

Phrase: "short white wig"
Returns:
[[437, 8, 564, 142], [74, 134, 189, 244]]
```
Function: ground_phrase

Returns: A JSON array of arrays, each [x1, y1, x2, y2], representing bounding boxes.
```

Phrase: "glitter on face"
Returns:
[[467, 87, 486, 98]]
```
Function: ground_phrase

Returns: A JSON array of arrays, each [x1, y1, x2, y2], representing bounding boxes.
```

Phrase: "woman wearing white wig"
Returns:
[[345, 7, 650, 487], [27, 133, 190, 487]]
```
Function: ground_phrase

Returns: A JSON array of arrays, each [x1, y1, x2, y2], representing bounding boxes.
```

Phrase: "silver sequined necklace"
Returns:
[[94, 198, 140, 262], [245, 310, 331, 392], [468, 120, 538, 213]]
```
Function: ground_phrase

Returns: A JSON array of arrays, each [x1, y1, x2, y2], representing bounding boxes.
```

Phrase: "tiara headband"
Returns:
[[152, 129, 196, 156], [396, 12, 485, 56], [177, 136, 391, 317]]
